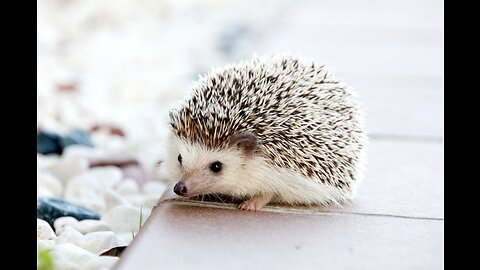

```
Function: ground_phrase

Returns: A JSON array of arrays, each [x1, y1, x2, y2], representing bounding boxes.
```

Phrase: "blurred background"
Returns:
[[37, 0, 443, 182]]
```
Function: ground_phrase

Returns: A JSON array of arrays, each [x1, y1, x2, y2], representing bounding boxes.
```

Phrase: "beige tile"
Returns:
[[338, 140, 444, 219], [115, 203, 443, 270], [254, 0, 444, 79], [255, 37, 443, 78], [350, 75, 443, 138]]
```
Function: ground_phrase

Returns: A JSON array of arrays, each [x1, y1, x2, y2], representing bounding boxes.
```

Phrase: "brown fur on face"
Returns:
[[229, 132, 258, 158]]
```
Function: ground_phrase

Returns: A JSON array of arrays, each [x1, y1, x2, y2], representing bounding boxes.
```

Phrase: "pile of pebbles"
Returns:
[[37, 128, 167, 269]]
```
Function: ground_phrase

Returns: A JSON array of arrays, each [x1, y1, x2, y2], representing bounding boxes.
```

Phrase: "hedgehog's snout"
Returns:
[[174, 181, 188, 196]]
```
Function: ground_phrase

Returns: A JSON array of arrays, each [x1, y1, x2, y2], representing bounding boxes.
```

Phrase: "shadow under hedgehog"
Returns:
[[163, 54, 367, 211]]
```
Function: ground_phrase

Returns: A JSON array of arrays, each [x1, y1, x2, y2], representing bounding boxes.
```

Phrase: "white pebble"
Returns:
[[54, 216, 78, 235], [73, 220, 111, 234], [37, 239, 55, 251], [82, 231, 119, 255], [50, 243, 98, 270], [56, 225, 120, 256], [37, 219, 56, 240], [54, 217, 111, 235], [37, 186, 55, 198], [64, 166, 122, 213], [102, 205, 142, 234], [47, 155, 89, 184], [37, 154, 60, 170], [142, 195, 160, 209], [64, 186, 106, 213], [142, 181, 167, 196], [124, 194, 146, 207], [79, 166, 123, 188], [92, 132, 128, 156], [104, 188, 131, 212], [124, 193, 158, 211], [114, 179, 139, 195], [37, 170, 63, 197], [55, 226, 83, 245], [62, 145, 104, 160], [116, 233, 134, 246]]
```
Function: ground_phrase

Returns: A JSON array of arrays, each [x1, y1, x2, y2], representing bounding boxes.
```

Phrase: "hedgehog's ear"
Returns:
[[229, 132, 257, 157]]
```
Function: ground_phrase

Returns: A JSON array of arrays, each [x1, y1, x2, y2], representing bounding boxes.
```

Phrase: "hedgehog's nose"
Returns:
[[174, 181, 188, 196]]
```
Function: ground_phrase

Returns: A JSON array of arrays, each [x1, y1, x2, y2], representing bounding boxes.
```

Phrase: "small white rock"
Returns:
[[104, 188, 131, 212], [73, 219, 111, 234], [64, 167, 125, 213], [62, 145, 104, 160], [82, 231, 119, 255], [55, 225, 119, 255], [37, 154, 60, 170], [95, 166, 124, 187], [54, 216, 79, 235], [47, 155, 89, 184], [54, 216, 112, 235], [142, 181, 167, 196], [50, 243, 97, 270], [71, 166, 123, 188], [124, 194, 146, 207], [142, 195, 161, 209], [114, 178, 139, 195], [102, 205, 142, 234], [37, 170, 63, 197], [37, 239, 55, 251], [65, 188, 106, 214], [55, 226, 83, 245], [116, 232, 134, 246], [92, 132, 128, 156], [37, 219, 56, 240], [37, 186, 55, 198], [126, 193, 159, 210]]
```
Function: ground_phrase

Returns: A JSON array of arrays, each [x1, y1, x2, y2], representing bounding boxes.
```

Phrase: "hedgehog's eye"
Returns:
[[177, 154, 182, 165], [210, 161, 222, 173]]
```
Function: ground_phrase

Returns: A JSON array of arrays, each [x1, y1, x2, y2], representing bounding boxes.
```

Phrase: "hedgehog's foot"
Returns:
[[238, 193, 273, 211]]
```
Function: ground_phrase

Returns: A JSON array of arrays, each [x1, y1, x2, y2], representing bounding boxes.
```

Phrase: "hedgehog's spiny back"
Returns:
[[170, 56, 327, 147], [169, 55, 365, 188]]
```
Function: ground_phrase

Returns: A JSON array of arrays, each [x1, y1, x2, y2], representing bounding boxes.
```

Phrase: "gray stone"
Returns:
[[37, 198, 100, 227]]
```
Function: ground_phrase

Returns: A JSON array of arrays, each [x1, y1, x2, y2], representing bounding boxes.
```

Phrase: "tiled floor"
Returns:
[[115, 202, 442, 270], [114, 1, 443, 269]]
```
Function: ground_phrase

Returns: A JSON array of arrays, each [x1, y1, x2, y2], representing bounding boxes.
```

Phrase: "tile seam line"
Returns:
[[368, 134, 443, 143], [158, 199, 443, 221]]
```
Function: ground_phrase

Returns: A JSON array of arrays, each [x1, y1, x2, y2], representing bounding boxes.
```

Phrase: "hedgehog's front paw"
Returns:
[[238, 193, 272, 211]]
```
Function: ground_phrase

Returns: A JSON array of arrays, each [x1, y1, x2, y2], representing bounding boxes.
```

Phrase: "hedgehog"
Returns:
[[163, 54, 367, 211]]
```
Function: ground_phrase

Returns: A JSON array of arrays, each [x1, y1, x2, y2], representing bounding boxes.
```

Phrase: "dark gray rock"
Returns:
[[37, 132, 62, 155], [59, 130, 94, 150], [37, 197, 100, 227], [37, 129, 94, 155]]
